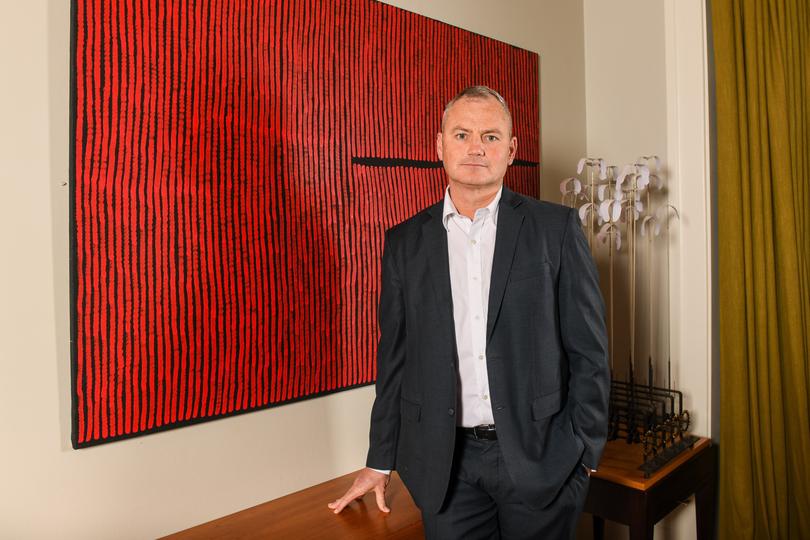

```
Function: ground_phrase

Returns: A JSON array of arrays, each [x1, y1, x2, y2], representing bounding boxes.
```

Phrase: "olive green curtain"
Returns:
[[712, 0, 810, 537]]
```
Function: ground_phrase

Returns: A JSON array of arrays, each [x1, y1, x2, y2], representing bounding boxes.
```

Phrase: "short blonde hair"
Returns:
[[441, 85, 513, 134]]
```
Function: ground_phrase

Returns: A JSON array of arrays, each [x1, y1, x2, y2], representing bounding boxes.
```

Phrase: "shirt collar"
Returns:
[[441, 185, 503, 231]]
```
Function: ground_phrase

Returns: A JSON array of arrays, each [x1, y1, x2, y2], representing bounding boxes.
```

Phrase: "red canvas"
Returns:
[[70, 0, 539, 447]]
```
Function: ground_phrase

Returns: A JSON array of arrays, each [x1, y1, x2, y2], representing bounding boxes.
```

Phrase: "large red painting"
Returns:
[[70, 0, 539, 447]]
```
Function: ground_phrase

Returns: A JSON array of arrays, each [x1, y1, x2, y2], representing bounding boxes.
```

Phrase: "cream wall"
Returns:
[[582, 1, 713, 539], [584, 0, 669, 165], [0, 1, 586, 538]]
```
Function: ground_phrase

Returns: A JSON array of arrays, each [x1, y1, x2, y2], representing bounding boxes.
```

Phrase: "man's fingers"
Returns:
[[329, 492, 354, 514], [328, 497, 347, 514], [374, 485, 390, 513], [328, 469, 392, 514], [328, 486, 357, 514]]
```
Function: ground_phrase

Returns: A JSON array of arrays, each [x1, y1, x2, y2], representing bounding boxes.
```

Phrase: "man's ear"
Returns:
[[436, 132, 443, 161], [508, 136, 517, 165]]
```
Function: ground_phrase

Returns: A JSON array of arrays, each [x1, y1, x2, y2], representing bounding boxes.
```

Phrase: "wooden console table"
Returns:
[[162, 470, 424, 540], [165, 438, 716, 540], [584, 436, 718, 540]]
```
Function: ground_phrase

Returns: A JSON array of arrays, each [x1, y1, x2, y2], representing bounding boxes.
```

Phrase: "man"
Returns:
[[328, 86, 609, 539]]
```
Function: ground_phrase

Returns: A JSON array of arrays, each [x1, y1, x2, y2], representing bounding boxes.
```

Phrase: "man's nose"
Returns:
[[467, 141, 484, 155]]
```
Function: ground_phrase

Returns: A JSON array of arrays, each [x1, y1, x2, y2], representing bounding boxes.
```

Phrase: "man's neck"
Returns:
[[448, 184, 502, 219]]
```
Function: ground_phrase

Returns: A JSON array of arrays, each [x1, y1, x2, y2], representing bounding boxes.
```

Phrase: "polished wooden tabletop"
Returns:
[[164, 438, 713, 539], [162, 470, 424, 540], [591, 436, 711, 491]]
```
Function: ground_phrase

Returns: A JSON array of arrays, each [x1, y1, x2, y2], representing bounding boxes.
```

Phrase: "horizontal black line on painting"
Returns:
[[351, 157, 539, 168]]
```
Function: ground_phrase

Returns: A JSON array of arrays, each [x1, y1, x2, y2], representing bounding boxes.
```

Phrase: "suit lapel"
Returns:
[[423, 202, 454, 314], [486, 188, 524, 345]]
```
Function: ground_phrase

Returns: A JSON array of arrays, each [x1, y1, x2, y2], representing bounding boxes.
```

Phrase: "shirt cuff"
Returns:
[[369, 468, 391, 475], [581, 462, 597, 474]]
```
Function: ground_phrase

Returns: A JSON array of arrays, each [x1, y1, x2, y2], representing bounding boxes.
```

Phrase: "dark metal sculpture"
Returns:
[[607, 359, 698, 477]]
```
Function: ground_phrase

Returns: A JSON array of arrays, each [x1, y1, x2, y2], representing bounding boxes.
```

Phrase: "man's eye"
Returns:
[[485, 135, 499, 142], [455, 133, 466, 140]]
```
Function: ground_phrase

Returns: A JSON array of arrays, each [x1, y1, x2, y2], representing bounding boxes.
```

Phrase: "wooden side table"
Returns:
[[584, 437, 718, 540]]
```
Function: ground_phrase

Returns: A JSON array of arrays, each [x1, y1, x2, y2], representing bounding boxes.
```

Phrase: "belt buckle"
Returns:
[[473, 424, 491, 440]]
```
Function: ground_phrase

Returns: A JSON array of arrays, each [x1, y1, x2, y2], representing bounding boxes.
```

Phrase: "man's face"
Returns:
[[436, 97, 517, 192]]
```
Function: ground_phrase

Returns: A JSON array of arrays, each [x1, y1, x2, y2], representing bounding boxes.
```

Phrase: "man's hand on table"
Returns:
[[328, 467, 391, 514]]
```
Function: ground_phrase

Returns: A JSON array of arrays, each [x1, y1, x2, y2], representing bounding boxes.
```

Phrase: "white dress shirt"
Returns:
[[442, 185, 501, 428]]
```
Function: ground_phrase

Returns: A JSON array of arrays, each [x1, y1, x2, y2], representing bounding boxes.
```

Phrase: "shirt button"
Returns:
[[483, 395, 489, 401], [471, 240, 477, 245], [478, 354, 484, 360], [474, 315, 480, 320], [448, 408, 455, 416], [472, 276, 478, 281]]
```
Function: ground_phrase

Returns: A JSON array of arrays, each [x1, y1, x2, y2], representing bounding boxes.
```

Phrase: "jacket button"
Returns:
[[448, 408, 455, 416]]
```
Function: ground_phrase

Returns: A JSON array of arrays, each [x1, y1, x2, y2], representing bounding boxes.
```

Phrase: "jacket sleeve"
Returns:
[[558, 208, 610, 469], [365, 230, 407, 470]]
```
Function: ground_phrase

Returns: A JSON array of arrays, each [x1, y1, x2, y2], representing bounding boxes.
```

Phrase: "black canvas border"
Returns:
[[69, 0, 80, 450]]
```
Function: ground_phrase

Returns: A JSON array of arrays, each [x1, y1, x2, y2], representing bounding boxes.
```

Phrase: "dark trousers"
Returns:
[[421, 431, 589, 540]]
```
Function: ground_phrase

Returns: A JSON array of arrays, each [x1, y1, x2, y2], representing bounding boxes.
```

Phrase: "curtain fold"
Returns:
[[712, 0, 810, 537]]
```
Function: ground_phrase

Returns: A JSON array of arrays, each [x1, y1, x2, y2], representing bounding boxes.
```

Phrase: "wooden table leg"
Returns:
[[592, 515, 605, 540], [695, 480, 717, 539], [630, 520, 655, 540], [695, 444, 718, 540], [629, 511, 654, 540]]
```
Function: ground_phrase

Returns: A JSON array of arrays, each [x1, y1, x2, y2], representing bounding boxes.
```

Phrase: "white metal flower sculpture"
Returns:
[[562, 154, 680, 253], [561, 152, 679, 365]]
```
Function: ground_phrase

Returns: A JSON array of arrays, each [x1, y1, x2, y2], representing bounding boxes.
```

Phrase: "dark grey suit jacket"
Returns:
[[366, 186, 609, 515]]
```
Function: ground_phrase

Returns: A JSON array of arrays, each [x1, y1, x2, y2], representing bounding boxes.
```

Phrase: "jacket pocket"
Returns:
[[531, 389, 562, 421], [400, 397, 422, 422]]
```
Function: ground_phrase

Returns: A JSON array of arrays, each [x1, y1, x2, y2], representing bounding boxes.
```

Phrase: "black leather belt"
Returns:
[[458, 424, 497, 440]]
